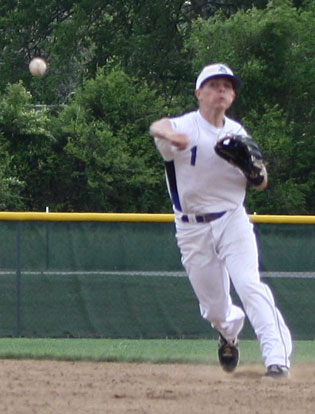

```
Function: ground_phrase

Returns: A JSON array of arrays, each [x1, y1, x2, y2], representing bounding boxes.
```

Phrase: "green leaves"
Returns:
[[0, 1, 315, 213], [187, 2, 315, 214], [50, 67, 169, 212], [0, 82, 55, 210]]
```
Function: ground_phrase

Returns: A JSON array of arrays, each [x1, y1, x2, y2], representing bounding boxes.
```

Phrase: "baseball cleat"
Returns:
[[218, 334, 240, 372], [264, 364, 289, 379]]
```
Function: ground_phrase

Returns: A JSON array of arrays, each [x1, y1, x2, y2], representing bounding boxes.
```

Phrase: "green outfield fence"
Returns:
[[0, 212, 315, 340]]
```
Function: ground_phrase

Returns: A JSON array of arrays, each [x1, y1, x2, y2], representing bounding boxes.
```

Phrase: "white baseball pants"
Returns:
[[175, 206, 292, 368]]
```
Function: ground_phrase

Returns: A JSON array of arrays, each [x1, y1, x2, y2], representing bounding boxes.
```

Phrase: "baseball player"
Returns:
[[149, 63, 292, 378]]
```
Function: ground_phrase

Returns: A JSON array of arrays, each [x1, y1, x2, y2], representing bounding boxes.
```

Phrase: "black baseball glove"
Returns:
[[214, 134, 266, 186]]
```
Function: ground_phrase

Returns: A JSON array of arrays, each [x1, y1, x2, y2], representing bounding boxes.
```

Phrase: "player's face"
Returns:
[[195, 77, 236, 112]]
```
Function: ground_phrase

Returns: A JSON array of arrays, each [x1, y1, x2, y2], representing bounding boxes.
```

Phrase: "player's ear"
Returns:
[[195, 89, 201, 101]]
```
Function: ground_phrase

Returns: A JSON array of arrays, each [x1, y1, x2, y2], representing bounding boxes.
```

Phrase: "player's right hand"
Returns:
[[149, 118, 189, 150], [168, 132, 189, 150]]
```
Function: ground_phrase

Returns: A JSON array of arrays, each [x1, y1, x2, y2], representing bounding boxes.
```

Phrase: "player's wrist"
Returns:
[[250, 165, 268, 189]]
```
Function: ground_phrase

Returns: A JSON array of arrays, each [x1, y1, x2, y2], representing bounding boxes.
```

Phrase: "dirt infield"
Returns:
[[0, 360, 313, 413]]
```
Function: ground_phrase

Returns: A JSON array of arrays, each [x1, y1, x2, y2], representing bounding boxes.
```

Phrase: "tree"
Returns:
[[0, 0, 194, 105], [187, 0, 315, 213], [1, 0, 315, 212], [0, 82, 56, 210], [1, 0, 276, 106], [50, 67, 171, 212], [189, 0, 269, 18]]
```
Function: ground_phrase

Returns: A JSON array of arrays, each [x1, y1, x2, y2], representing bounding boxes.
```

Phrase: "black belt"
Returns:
[[181, 211, 226, 223]]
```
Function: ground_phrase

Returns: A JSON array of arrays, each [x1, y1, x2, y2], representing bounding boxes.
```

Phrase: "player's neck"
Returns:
[[199, 108, 225, 128]]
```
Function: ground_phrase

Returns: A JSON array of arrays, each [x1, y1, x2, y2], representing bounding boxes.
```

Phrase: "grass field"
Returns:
[[0, 338, 313, 365]]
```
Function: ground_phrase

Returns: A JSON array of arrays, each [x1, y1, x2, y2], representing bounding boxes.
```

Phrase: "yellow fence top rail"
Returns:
[[1, 212, 315, 224], [0, 212, 172, 222]]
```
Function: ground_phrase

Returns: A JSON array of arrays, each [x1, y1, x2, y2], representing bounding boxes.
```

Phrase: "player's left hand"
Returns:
[[214, 134, 266, 187]]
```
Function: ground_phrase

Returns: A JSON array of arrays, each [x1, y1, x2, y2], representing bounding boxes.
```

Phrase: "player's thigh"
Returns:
[[219, 212, 260, 296], [176, 224, 230, 299]]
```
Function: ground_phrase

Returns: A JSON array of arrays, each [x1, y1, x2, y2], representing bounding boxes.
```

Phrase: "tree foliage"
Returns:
[[0, 0, 315, 213], [0, 82, 55, 210], [49, 68, 170, 212], [187, 0, 315, 213]]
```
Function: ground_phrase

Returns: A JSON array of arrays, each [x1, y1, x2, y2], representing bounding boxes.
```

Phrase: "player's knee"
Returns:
[[200, 304, 227, 323]]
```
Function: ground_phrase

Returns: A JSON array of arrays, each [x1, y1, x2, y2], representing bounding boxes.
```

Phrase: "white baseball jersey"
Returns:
[[155, 110, 247, 216]]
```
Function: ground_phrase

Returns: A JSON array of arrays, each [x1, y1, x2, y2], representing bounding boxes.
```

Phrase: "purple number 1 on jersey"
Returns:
[[190, 146, 197, 166]]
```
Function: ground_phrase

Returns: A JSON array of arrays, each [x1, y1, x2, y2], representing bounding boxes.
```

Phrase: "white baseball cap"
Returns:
[[195, 63, 241, 90]]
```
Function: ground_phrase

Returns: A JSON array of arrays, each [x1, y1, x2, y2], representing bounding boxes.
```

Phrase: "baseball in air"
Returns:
[[29, 57, 47, 77]]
